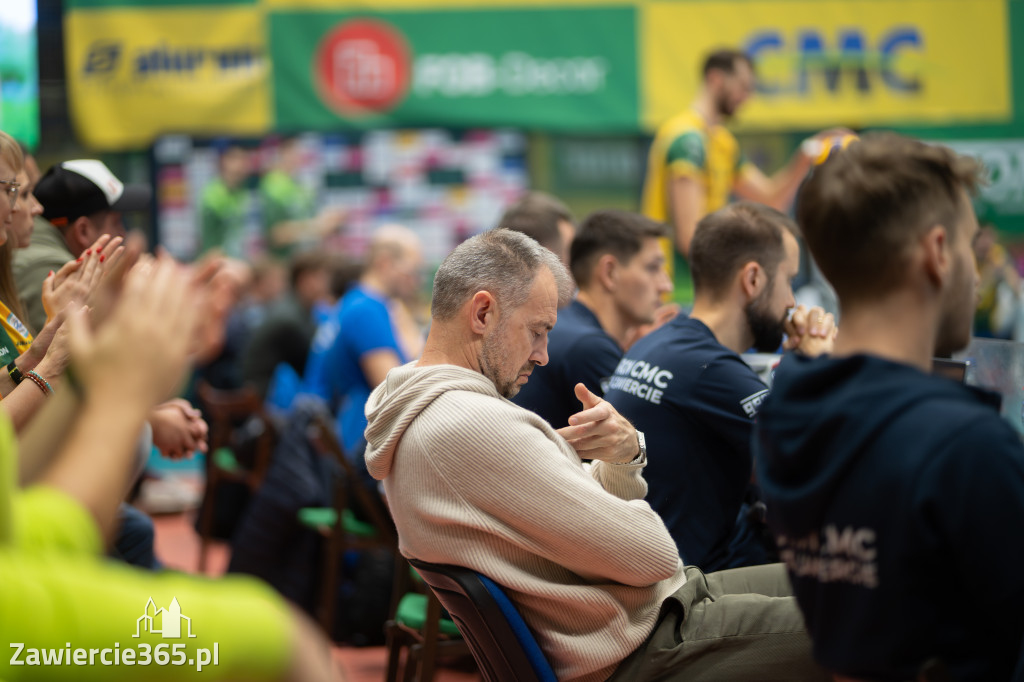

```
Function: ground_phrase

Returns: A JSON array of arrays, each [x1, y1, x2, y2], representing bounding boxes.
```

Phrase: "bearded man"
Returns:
[[606, 201, 835, 571], [642, 48, 842, 307]]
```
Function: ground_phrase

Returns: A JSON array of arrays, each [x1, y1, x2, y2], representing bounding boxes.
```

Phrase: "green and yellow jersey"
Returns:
[[199, 179, 247, 260], [259, 170, 315, 260], [0, 299, 32, 373], [642, 109, 752, 305]]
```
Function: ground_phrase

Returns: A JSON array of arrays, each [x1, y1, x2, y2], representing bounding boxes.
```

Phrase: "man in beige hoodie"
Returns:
[[364, 228, 823, 682]]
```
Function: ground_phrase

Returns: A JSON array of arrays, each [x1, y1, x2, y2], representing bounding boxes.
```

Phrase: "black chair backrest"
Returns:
[[407, 558, 552, 682]]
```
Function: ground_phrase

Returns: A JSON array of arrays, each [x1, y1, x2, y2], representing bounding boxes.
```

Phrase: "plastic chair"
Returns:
[[407, 558, 557, 682]]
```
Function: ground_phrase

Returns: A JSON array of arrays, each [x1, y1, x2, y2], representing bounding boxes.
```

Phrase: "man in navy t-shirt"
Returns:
[[513, 210, 672, 429], [498, 191, 576, 268], [756, 133, 1024, 681], [607, 202, 835, 572]]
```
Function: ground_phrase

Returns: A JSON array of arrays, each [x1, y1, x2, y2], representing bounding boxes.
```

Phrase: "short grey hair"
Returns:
[[432, 228, 573, 321]]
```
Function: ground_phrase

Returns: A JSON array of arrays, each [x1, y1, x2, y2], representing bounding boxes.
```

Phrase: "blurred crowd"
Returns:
[[0, 44, 1021, 682]]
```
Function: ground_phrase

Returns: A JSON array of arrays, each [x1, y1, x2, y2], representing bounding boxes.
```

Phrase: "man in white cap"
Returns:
[[14, 159, 150, 332]]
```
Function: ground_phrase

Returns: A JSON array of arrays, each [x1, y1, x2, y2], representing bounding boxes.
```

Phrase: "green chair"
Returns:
[[303, 413, 398, 635], [305, 414, 468, 675], [385, 555, 472, 682]]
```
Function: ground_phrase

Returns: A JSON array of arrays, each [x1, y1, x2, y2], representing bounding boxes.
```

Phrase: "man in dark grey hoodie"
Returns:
[[755, 132, 1024, 681]]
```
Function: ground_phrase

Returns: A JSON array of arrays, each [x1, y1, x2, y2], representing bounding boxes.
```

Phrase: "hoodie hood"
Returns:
[[364, 363, 500, 481], [755, 353, 994, 535]]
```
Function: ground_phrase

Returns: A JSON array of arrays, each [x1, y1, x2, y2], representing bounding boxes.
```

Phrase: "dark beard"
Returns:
[[715, 91, 735, 120], [745, 296, 785, 353]]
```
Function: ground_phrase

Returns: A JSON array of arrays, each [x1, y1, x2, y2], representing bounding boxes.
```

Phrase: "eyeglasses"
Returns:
[[0, 180, 20, 208]]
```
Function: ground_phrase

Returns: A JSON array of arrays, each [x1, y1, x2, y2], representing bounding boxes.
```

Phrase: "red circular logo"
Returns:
[[314, 19, 411, 116]]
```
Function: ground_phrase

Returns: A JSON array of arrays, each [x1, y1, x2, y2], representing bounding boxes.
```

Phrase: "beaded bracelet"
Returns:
[[24, 370, 54, 396], [6, 361, 23, 386]]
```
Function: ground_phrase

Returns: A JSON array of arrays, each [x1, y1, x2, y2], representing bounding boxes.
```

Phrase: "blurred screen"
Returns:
[[0, 0, 39, 149], [954, 338, 1024, 437]]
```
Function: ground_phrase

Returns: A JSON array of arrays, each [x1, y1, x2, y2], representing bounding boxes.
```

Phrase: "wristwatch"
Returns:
[[615, 430, 647, 465], [6, 361, 23, 386]]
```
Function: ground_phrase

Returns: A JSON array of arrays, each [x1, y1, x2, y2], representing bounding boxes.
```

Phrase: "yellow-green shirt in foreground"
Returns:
[[0, 414, 293, 681]]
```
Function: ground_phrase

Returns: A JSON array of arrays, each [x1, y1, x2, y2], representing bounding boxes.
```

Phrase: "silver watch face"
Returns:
[[636, 430, 647, 456]]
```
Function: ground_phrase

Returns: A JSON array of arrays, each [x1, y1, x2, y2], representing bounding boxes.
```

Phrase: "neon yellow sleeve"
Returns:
[[0, 388, 292, 681], [0, 553, 293, 681], [11, 486, 103, 556]]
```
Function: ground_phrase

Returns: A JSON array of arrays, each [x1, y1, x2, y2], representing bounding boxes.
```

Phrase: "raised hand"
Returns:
[[42, 236, 122, 322], [33, 304, 81, 382], [86, 230, 146, 326], [556, 383, 640, 464], [67, 255, 198, 409], [19, 306, 67, 373]]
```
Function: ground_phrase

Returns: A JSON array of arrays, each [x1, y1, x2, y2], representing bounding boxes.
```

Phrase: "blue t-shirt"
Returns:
[[757, 354, 1024, 681], [512, 300, 622, 429], [605, 315, 771, 571], [323, 286, 406, 451], [301, 300, 342, 404]]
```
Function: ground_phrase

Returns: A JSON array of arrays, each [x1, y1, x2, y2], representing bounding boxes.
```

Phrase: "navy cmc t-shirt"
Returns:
[[606, 315, 771, 571], [757, 354, 1024, 681], [513, 300, 622, 429]]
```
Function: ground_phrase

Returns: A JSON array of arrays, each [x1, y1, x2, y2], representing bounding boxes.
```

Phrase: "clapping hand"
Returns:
[[42, 234, 125, 322]]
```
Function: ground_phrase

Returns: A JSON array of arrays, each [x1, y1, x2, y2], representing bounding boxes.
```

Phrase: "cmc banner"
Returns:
[[642, 0, 1011, 130], [63, 0, 1014, 150]]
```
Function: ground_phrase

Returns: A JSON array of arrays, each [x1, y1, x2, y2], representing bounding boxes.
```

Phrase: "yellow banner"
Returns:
[[641, 0, 1010, 131], [65, 7, 271, 150], [259, 0, 625, 7]]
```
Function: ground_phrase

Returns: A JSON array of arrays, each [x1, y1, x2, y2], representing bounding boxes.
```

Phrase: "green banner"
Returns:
[[64, 0, 255, 7], [271, 7, 638, 133], [937, 139, 1024, 227]]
